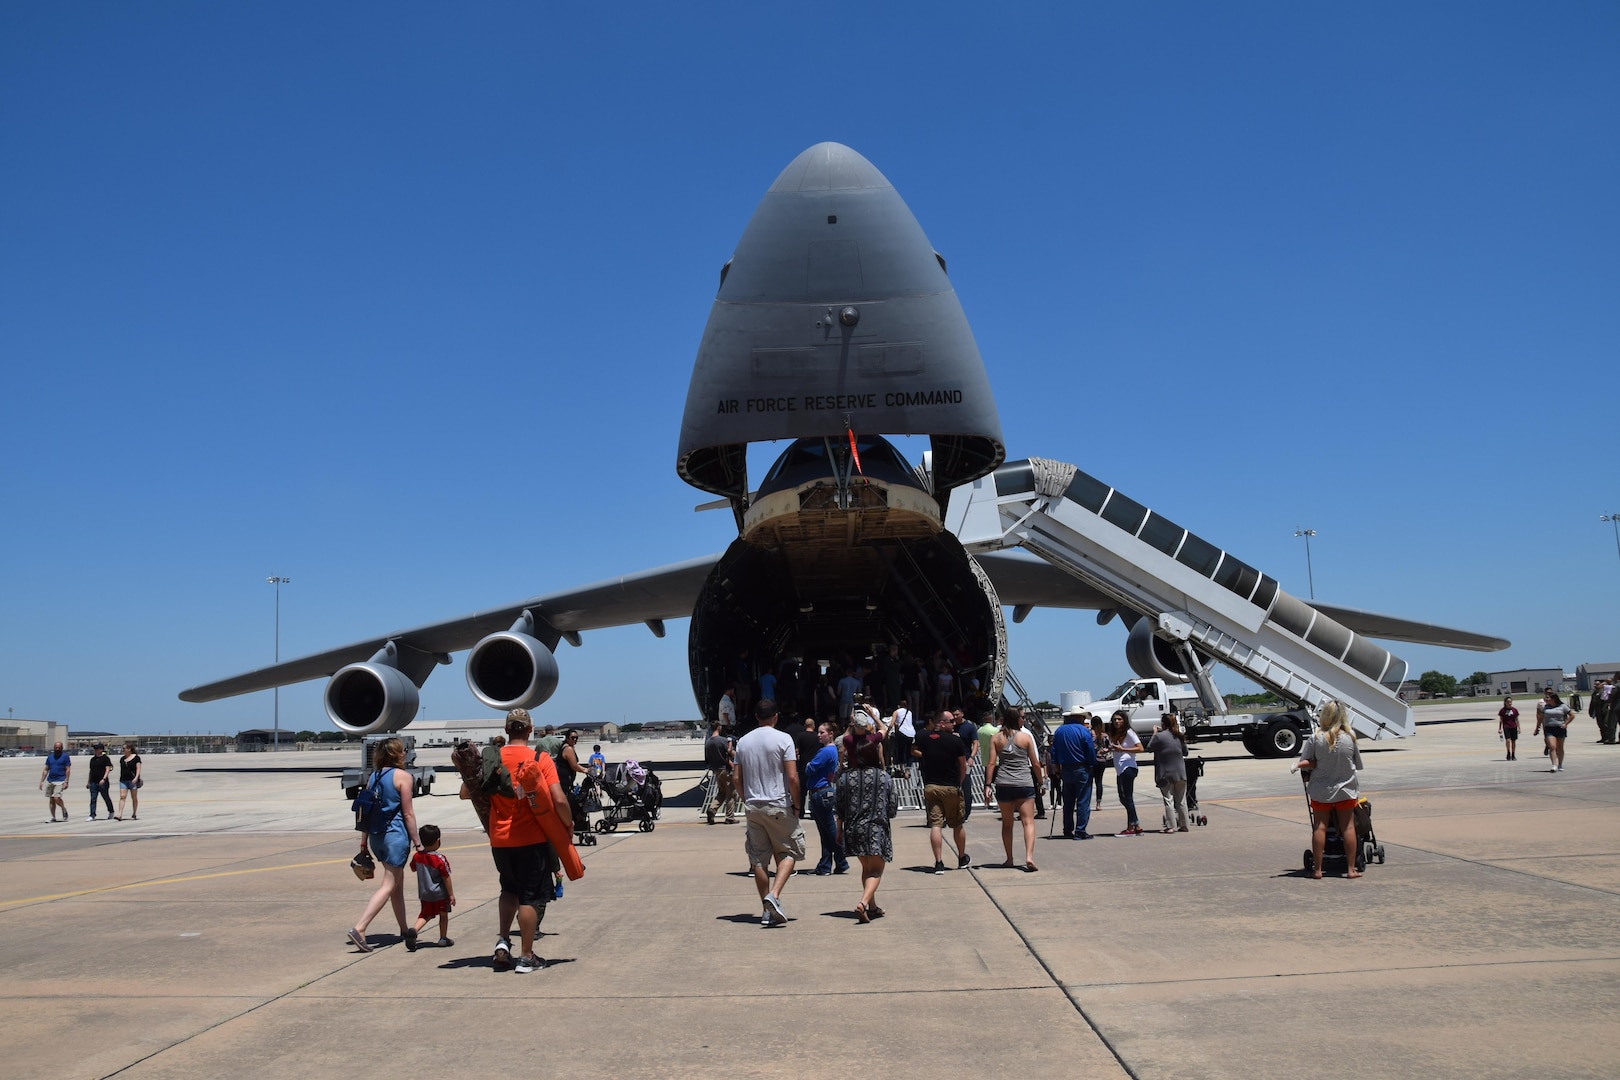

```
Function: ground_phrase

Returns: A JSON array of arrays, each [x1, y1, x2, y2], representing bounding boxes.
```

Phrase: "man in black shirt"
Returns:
[[915, 712, 970, 874], [789, 715, 821, 817], [87, 742, 114, 820], [954, 709, 980, 819]]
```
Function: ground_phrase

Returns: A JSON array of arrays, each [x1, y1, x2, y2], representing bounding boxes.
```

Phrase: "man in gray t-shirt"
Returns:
[[733, 698, 804, 927]]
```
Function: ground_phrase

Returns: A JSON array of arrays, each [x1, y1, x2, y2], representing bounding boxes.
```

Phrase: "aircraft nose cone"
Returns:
[[768, 142, 892, 193]]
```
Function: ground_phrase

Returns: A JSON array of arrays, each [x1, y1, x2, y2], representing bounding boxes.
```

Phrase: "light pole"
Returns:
[[1294, 528, 1317, 600], [267, 576, 290, 749], [1602, 514, 1620, 570]]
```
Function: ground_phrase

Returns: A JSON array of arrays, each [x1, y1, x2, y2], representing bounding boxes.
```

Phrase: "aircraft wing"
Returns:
[[973, 550, 1509, 651], [1305, 602, 1509, 652], [178, 554, 721, 703]]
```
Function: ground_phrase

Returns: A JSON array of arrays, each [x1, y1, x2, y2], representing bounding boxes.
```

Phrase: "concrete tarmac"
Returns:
[[3, 705, 1617, 1079]]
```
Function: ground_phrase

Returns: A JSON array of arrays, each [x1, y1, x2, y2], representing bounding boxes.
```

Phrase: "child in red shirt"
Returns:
[[406, 824, 455, 950]]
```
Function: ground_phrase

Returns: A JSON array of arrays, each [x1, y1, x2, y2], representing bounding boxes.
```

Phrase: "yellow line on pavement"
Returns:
[[0, 842, 491, 910]]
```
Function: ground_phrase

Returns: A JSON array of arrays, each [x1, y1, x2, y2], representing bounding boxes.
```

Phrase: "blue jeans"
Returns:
[[89, 780, 113, 818], [1117, 766, 1140, 827], [1060, 764, 1092, 836], [808, 788, 847, 873]]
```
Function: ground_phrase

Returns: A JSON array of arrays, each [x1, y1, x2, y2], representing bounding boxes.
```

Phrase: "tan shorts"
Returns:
[[744, 805, 806, 868], [44, 781, 70, 798], [925, 784, 965, 829]]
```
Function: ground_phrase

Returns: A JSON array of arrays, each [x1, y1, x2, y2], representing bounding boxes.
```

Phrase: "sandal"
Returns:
[[854, 903, 870, 924], [869, 905, 885, 919], [1023, 863, 1039, 873]]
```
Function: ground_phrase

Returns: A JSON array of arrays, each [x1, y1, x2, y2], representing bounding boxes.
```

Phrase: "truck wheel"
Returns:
[[1265, 720, 1302, 758], [1241, 732, 1265, 757], [345, 786, 360, 801]]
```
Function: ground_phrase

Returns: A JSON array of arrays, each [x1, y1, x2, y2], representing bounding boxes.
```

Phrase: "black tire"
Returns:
[[345, 786, 360, 801], [1266, 720, 1303, 758], [1376, 846, 1386, 864], [1303, 850, 1314, 872], [1241, 732, 1265, 757]]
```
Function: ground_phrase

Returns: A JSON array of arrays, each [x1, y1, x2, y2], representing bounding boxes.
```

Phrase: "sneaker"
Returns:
[[492, 937, 512, 971], [347, 928, 373, 953], [1117, 828, 1136, 837], [514, 954, 542, 974], [1074, 831, 1091, 840], [934, 860, 946, 875], [762, 891, 787, 925], [436, 937, 454, 948], [958, 852, 971, 869], [404, 928, 418, 952], [833, 864, 849, 875]]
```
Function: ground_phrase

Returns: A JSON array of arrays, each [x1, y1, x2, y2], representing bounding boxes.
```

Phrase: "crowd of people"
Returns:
[[1497, 682, 1620, 769]]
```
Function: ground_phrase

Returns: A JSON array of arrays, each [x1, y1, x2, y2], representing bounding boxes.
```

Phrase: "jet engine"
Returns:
[[465, 612, 561, 711], [1125, 615, 1201, 683], [325, 660, 421, 736]]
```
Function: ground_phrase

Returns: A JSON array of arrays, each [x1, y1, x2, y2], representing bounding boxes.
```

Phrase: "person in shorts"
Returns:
[[40, 742, 71, 822], [733, 698, 804, 927], [915, 711, 969, 874], [459, 709, 568, 973], [406, 823, 455, 950]]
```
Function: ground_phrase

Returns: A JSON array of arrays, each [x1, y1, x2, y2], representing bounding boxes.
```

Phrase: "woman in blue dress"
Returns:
[[349, 738, 423, 952]]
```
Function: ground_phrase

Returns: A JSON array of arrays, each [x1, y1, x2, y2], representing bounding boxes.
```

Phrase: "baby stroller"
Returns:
[[569, 775, 600, 846], [593, 759, 663, 833], [1300, 776, 1386, 874]]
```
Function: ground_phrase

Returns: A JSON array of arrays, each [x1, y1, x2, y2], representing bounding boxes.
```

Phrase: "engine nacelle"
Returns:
[[325, 662, 421, 736], [465, 630, 560, 711], [1125, 615, 1200, 682]]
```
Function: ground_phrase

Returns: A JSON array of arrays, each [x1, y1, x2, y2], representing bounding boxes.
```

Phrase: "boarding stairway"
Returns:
[[948, 458, 1414, 742]]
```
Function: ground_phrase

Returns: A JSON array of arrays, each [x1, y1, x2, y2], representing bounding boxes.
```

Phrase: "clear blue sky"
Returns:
[[3, 3, 1616, 734]]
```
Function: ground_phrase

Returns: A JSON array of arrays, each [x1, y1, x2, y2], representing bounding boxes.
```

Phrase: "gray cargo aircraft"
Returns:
[[180, 143, 1507, 734]]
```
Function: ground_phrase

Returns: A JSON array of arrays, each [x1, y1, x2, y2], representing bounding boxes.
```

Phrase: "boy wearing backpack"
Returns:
[[407, 824, 455, 950]]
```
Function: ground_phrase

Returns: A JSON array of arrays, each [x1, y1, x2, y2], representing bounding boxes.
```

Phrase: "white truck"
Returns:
[[1088, 677, 1312, 758]]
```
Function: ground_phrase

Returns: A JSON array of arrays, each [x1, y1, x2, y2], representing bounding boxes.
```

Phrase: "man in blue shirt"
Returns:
[[40, 742, 72, 822], [1050, 708, 1098, 839]]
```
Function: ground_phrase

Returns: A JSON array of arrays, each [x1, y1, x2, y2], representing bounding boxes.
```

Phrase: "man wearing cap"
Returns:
[[733, 698, 804, 927], [87, 742, 115, 820], [1050, 707, 1098, 839]]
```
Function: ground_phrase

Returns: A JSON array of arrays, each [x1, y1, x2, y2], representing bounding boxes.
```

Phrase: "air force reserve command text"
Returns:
[[718, 389, 966, 414]]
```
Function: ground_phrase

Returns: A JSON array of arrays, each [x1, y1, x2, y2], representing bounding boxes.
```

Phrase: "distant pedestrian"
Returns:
[[349, 737, 424, 952], [891, 703, 916, 775], [805, 721, 848, 876], [1590, 680, 1617, 744], [87, 742, 114, 820], [734, 699, 803, 928], [986, 707, 1043, 871], [704, 722, 738, 825], [1090, 717, 1111, 810], [407, 823, 455, 950], [115, 743, 142, 821], [1148, 712, 1189, 832], [1534, 690, 1573, 772], [719, 686, 738, 733], [1497, 696, 1521, 760], [40, 742, 71, 822], [1298, 700, 1363, 880], [587, 744, 606, 778], [1050, 707, 1097, 839], [954, 709, 980, 819], [1105, 712, 1144, 836], [836, 728, 897, 922]]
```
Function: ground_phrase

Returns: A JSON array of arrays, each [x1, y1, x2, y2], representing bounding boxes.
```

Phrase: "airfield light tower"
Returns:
[[1602, 514, 1620, 570], [1294, 528, 1317, 600], [267, 576, 290, 749]]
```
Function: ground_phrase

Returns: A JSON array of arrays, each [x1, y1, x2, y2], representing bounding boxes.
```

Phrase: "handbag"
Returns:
[[134, 777, 144, 789]]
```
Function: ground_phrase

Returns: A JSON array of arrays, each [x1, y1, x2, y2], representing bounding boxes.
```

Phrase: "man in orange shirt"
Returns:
[[460, 709, 570, 974]]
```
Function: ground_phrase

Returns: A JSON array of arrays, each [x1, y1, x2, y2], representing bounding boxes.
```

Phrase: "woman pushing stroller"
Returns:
[[1298, 700, 1363, 880]]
